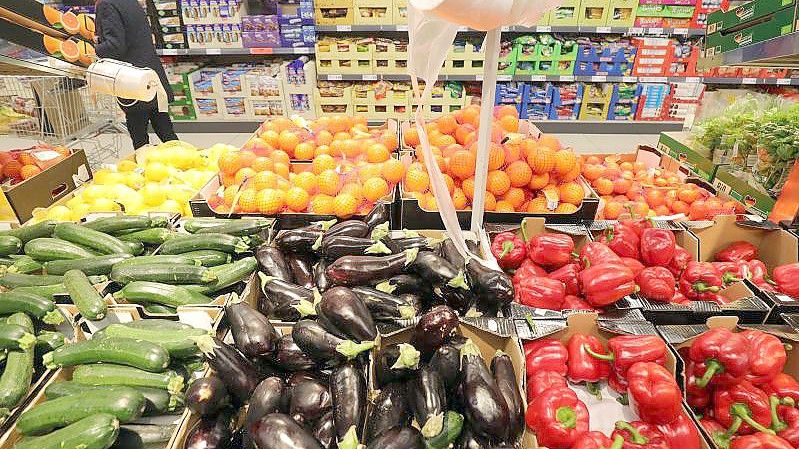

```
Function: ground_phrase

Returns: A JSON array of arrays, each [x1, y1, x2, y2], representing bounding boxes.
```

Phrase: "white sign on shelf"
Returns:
[[206, 48, 222, 55], [596, 26, 612, 33], [685, 77, 702, 83], [531, 75, 547, 81], [648, 27, 664, 35], [497, 75, 512, 81], [336, 25, 352, 31], [590, 75, 607, 82], [327, 74, 343, 81], [559, 75, 575, 82], [742, 77, 758, 84], [363, 74, 378, 80], [622, 76, 638, 83], [673, 28, 689, 35], [536, 26, 552, 32], [777, 78, 792, 85], [396, 25, 408, 31]]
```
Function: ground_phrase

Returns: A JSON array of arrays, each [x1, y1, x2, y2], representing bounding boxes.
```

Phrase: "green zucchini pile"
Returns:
[[13, 318, 210, 449]]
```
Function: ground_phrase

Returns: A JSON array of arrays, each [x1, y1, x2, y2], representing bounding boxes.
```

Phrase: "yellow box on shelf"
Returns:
[[354, 0, 393, 24], [315, 0, 355, 24]]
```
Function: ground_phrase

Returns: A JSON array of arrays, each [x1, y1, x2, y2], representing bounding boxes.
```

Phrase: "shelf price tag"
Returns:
[[590, 75, 607, 82], [559, 75, 575, 82], [501, 26, 510, 31], [685, 77, 702, 83], [336, 25, 351, 31], [206, 48, 222, 55], [628, 27, 644, 34], [647, 27, 664, 34], [475, 75, 484, 81], [160, 49, 178, 55], [536, 26, 552, 32], [497, 75, 512, 81], [363, 74, 377, 80], [647, 77, 668, 83], [395, 25, 408, 31], [742, 77, 757, 84], [673, 28, 689, 35], [531, 75, 546, 81], [249, 48, 274, 54], [777, 78, 792, 85], [622, 76, 638, 83], [327, 74, 343, 81], [596, 26, 612, 33]]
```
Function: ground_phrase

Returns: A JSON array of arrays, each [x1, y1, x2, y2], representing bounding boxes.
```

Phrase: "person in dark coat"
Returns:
[[95, 0, 179, 149]]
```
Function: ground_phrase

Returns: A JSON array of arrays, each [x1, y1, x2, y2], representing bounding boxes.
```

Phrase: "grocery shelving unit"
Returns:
[[157, 47, 314, 56], [316, 73, 799, 84], [702, 32, 799, 69]]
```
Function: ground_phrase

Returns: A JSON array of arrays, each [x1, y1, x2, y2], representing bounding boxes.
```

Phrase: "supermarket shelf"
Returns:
[[156, 47, 314, 56], [171, 119, 684, 134], [702, 32, 799, 68], [315, 24, 706, 36], [317, 73, 799, 84]]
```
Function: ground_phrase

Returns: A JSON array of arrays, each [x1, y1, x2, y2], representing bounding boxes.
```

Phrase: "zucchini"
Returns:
[[72, 364, 184, 395], [195, 219, 272, 237], [116, 424, 177, 448], [0, 273, 63, 288], [179, 250, 231, 267], [112, 255, 199, 269], [123, 319, 192, 331], [17, 387, 145, 435], [0, 313, 34, 412], [0, 236, 21, 256], [123, 241, 145, 256], [118, 228, 177, 245], [0, 257, 15, 267], [184, 256, 257, 295], [143, 304, 177, 315], [44, 337, 170, 372], [64, 270, 107, 321], [44, 254, 132, 276], [110, 264, 216, 285], [7, 255, 43, 274], [113, 281, 214, 308], [13, 284, 67, 299], [0, 291, 63, 325], [35, 331, 65, 350], [94, 322, 206, 359], [83, 216, 167, 234], [0, 220, 57, 244], [159, 233, 249, 255], [0, 323, 35, 351], [45, 382, 176, 415], [54, 223, 132, 255], [14, 413, 119, 449], [183, 218, 236, 233], [24, 238, 95, 261]]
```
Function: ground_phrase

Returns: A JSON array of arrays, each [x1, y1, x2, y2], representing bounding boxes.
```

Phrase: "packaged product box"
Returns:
[[705, 5, 796, 55], [707, 0, 795, 33]]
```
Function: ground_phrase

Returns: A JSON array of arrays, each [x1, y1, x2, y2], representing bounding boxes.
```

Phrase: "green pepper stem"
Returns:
[[782, 397, 796, 407], [616, 394, 629, 406], [556, 406, 577, 429], [730, 403, 776, 435], [586, 381, 603, 400], [601, 435, 625, 449], [499, 241, 514, 259], [693, 282, 721, 293], [771, 395, 788, 432], [784, 344, 794, 352], [695, 360, 723, 388], [615, 421, 648, 445], [583, 344, 614, 361]]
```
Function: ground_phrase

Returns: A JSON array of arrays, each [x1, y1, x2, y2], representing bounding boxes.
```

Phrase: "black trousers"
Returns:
[[122, 99, 178, 149]]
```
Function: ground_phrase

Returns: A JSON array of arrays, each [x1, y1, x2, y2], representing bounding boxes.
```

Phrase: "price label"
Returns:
[[536, 26, 552, 32], [497, 75, 512, 81], [531, 75, 546, 81], [596, 26, 612, 33], [685, 77, 702, 83], [673, 28, 689, 35], [501, 26, 510, 31], [249, 47, 274, 54], [647, 77, 668, 83], [777, 78, 792, 85], [647, 27, 664, 34], [590, 75, 607, 82], [622, 76, 638, 83], [362, 74, 377, 80], [297, 48, 313, 54], [628, 27, 644, 34], [395, 25, 408, 31], [327, 74, 343, 81], [160, 49, 178, 55], [475, 75, 484, 81], [742, 77, 757, 84], [206, 48, 222, 55], [336, 25, 351, 31], [559, 75, 575, 82]]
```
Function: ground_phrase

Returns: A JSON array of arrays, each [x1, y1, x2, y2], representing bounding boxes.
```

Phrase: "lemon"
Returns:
[[31, 207, 49, 221], [167, 186, 195, 204], [70, 203, 91, 220], [159, 199, 182, 214], [81, 185, 108, 202], [117, 160, 138, 172], [145, 162, 170, 183], [140, 184, 167, 207], [46, 205, 72, 221], [93, 169, 115, 185], [124, 172, 145, 189], [65, 196, 84, 209], [90, 198, 120, 212]]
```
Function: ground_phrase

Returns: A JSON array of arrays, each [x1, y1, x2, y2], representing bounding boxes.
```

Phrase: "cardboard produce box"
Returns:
[[712, 167, 777, 218], [706, 0, 796, 33], [658, 131, 725, 183], [705, 3, 797, 55]]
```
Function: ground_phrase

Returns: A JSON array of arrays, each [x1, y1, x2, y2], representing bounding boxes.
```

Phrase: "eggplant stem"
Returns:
[[365, 240, 392, 255], [398, 305, 417, 320], [337, 426, 360, 449], [375, 281, 396, 294], [403, 229, 421, 238], [583, 344, 614, 361], [370, 222, 390, 242], [293, 299, 316, 318], [311, 233, 323, 251], [189, 334, 218, 356], [447, 271, 469, 290], [391, 343, 421, 370], [405, 248, 419, 267], [460, 339, 481, 358], [421, 413, 445, 438]]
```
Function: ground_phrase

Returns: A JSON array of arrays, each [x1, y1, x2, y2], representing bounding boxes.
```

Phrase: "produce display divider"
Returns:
[[657, 316, 799, 449]]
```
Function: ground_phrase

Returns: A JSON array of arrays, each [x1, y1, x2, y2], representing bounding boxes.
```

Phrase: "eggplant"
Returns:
[[245, 377, 284, 428], [287, 253, 315, 290], [184, 409, 233, 449], [411, 305, 459, 360], [226, 301, 278, 357], [352, 286, 421, 321], [364, 202, 390, 231], [289, 377, 332, 425], [331, 361, 366, 448], [275, 228, 324, 254], [195, 336, 259, 404], [314, 259, 331, 292], [460, 339, 510, 442], [491, 351, 524, 441], [366, 426, 424, 449], [325, 220, 369, 240], [281, 372, 316, 411], [456, 426, 488, 449], [316, 287, 377, 342], [431, 284, 475, 316], [255, 245, 293, 282], [440, 238, 479, 270], [411, 251, 473, 312], [186, 376, 229, 418], [374, 343, 420, 387], [429, 343, 462, 393], [292, 319, 374, 366], [374, 274, 428, 296], [466, 259, 514, 310], [250, 413, 323, 449], [364, 382, 410, 443], [267, 334, 316, 372], [314, 411, 336, 449], [326, 250, 418, 287], [321, 235, 392, 260], [258, 272, 315, 321], [409, 366, 447, 437], [385, 236, 436, 254]]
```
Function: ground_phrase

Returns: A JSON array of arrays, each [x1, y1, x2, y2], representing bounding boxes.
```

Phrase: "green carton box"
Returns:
[[636, 4, 694, 17], [712, 167, 776, 217], [707, 0, 795, 33], [705, 5, 796, 55], [657, 131, 725, 182]]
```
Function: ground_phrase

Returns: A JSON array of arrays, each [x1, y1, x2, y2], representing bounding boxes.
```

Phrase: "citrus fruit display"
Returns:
[[401, 104, 584, 213], [205, 115, 405, 218], [581, 154, 743, 220], [0, 144, 71, 185]]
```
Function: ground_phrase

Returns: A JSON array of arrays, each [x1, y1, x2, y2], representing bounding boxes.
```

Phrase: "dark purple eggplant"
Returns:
[[276, 228, 324, 254], [287, 253, 315, 290], [245, 377, 285, 428], [325, 220, 369, 240], [289, 377, 331, 425], [185, 409, 233, 449], [316, 287, 377, 342], [385, 236, 436, 254], [466, 259, 514, 309], [366, 426, 424, 449], [226, 301, 278, 358], [409, 366, 447, 436], [411, 305, 459, 360], [314, 259, 331, 292], [314, 411, 336, 449], [364, 382, 410, 443], [281, 372, 319, 411], [195, 336, 259, 404], [255, 245, 293, 282], [186, 376, 229, 418], [326, 250, 418, 287], [411, 251, 472, 312], [250, 413, 323, 449], [429, 343, 462, 393], [267, 334, 316, 372], [440, 238, 479, 270], [374, 343, 420, 387], [491, 351, 523, 441], [321, 235, 392, 260], [258, 272, 315, 321], [364, 202, 390, 231], [331, 361, 366, 448], [373, 274, 428, 296], [291, 320, 374, 366], [431, 284, 475, 316], [352, 286, 421, 321], [460, 339, 510, 442], [456, 426, 487, 449]]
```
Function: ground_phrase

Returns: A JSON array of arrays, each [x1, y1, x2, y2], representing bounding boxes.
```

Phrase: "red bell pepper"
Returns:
[[715, 241, 759, 263], [609, 369, 629, 394], [603, 223, 641, 260], [747, 260, 776, 292], [562, 295, 597, 311], [514, 259, 548, 286], [573, 431, 624, 449], [688, 327, 750, 388], [667, 246, 694, 278], [580, 242, 622, 269], [626, 362, 682, 425], [713, 261, 749, 285], [685, 360, 711, 411], [584, 334, 667, 380], [619, 217, 653, 236], [637, 267, 676, 302], [640, 228, 676, 267], [516, 276, 566, 310], [567, 334, 610, 397], [528, 233, 575, 270], [774, 263, 799, 298], [611, 421, 670, 449], [740, 330, 787, 385], [528, 370, 568, 401], [524, 338, 569, 378], [525, 386, 590, 449], [730, 434, 794, 449], [549, 263, 581, 296], [670, 291, 690, 305], [656, 412, 703, 449], [579, 261, 637, 307], [775, 405, 799, 447], [763, 374, 799, 404], [622, 257, 646, 277], [679, 262, 724, 301], [713, 380, 774, 435], [492, 231, 527, 270], [700, 418, 730, 448]]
